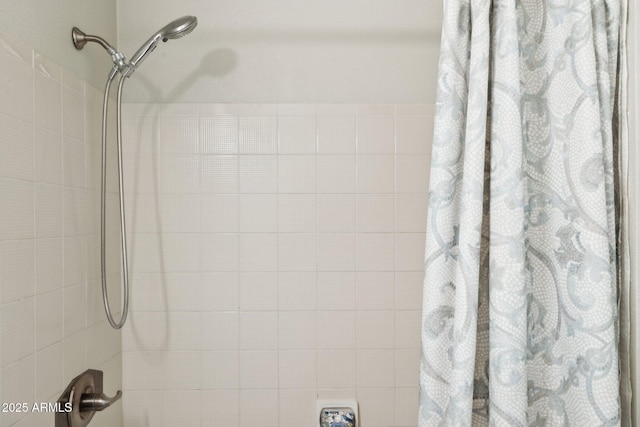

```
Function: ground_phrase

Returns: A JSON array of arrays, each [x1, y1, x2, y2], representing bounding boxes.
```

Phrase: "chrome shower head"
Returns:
[[128, 16, 198, 72], [159, 15, 198, 42]]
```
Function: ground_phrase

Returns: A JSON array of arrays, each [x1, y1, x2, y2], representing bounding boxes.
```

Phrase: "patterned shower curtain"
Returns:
[[419, 1, 626, 425]]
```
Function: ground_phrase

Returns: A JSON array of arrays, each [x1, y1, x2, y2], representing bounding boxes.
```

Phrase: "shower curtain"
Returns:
[[419, 1, 628, 426]]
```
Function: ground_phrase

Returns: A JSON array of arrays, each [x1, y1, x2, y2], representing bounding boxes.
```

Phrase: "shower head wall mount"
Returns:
[[72, 27, 128, 73]]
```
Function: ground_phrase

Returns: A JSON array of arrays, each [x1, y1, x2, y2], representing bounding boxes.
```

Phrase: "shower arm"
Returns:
[[72, 27, 128, 73]]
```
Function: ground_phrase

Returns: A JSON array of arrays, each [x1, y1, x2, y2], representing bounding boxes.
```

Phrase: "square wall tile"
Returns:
[[35, 128, 62, 185], [154, 233, 200, 272], [1, 356, 35, 426], [0, 113, 33, 181], [317, 155, 355, 193], [35, 342, 63, 401], [165, 312, 201, 351], [35, 71, 61, 134], [239, 194, 278, 232], [158, 116, 198, 154], [317, 349, 356, 389], [278, 194, 316, 233], [278, 155, 316, 193], [0, 239, 35, 303], [317, 233, 356, 272], [201, 312, 239, 350], [62, 86, 84, 140], [240, 389, 278, 427], [356, 349, 394, 388], [278, 115, 316, 154], [164, 272, 202, 312], [239, 116, 277, 153], [201, 273, 239, 311], [119, 273, 155, 314], [356, 233, 395, 271], [278, 233, 316, 271], [357, 111, 394, 154], [357, 195, 396, 233], [162, 390, 201, 426], [396, 155, 430, 194], [396, 111, 434, 155], [357, 155, 395, 193], [317, 272, 356, 311], [395, 388, 420, 426], [396, 233, 426, 271], [396, 194, 427, 232], [36, 238, 63, 295], [128, 233, 162, 273], [201, 194, 239, 232], [200, 233, 238, 272], [63, 284, 86, 338], [357, 388, 396, 427], [240, 312, 278, 350], [279, 350, 316, 388], [158, 155, 200, 194], [239, 155, 277, 193], [239, 233, 277, 272], [278, 272, 316, 311], [36, 290, 63, 350], [279, 389, 318, 427], [240, 351, 278, 388], [63, 187, 86, 236], [200, 115, 239, 154], [0, 33, 33, 123], [317, 194, 356, 233], [201, 155, 238, 193], [395, 310, 421, 349], [279, 311, 316, 350], [157, 194, 201, 233], [1, 297, 35, 366], [395, 348, 420, 388], [162, 351, 201, 390], [202, 390, 240, 426], [317, 311, 355, 349], [239, 272, 278, 311], [318, 115, 356, 154], [123, 391, 163, 426], [122, 351, 163, 390], [356, 311, 395, 349], [63, 331, 87, 386], [0, 178, 34, 240], [395, 272, 424, 310], [121, 116, 156, 155], [123, 312, 166, 351], [356, 272, 395, 310], [201, 351, 240, 389], [63, 137, 85, 188]]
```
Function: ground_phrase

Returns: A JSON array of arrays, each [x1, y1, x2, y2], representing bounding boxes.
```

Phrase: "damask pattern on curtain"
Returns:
[[419, 0, 625, 425]]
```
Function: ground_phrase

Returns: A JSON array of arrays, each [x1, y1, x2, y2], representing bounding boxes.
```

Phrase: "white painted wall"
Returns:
[[117, 0, 442, 103], [0, 0, 117, 90]]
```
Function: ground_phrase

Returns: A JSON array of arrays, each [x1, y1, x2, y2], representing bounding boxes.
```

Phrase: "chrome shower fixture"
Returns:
[[72, 15, 198, 76], [71, 16, 198, 329], [128, 16, 198, 72]]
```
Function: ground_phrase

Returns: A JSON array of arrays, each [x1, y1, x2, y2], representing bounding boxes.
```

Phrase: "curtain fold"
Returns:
[[419, 1, 627, 425]]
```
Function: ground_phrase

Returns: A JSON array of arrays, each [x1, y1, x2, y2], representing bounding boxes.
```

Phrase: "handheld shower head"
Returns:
[[159, 15, 198, 41], [128, 16, 198, 72]]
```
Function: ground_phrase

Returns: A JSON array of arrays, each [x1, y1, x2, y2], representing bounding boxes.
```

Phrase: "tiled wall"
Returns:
[[121, 103, 432, 427], [0, 31, 122, 427]]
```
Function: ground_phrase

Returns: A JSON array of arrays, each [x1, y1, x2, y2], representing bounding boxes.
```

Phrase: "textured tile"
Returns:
[[0, 113, 33, 180]]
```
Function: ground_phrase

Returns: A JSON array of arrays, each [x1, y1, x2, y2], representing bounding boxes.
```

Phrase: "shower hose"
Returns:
[[100, 65, 130, 329]]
